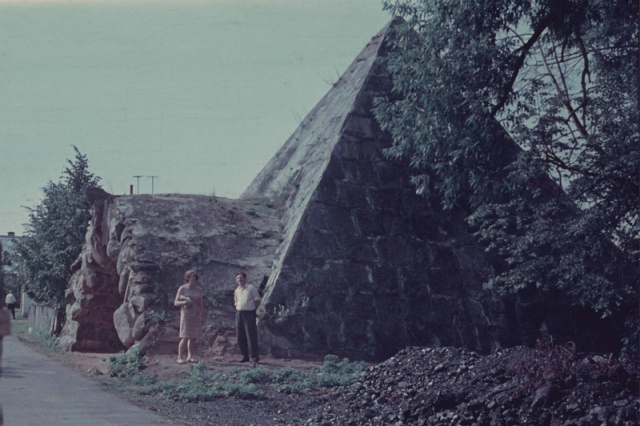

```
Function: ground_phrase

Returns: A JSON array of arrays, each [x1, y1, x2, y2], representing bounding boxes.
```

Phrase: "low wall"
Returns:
[[27, 304, 58, 335]]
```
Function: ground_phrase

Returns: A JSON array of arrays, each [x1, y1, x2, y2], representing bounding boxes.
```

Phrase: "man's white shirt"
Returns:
[[234, 285, 260, 311]]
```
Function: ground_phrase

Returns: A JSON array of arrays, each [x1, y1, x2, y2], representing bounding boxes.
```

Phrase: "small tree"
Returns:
[[14, 146, 100, 307]]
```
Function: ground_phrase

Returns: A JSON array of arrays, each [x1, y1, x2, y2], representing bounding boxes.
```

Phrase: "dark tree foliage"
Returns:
[[375, 1, 639, 348], [13, 146, 100, 307]]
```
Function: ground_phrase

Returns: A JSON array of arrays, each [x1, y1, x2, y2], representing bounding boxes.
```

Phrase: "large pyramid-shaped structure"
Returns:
[[242, 19, 514, 359]]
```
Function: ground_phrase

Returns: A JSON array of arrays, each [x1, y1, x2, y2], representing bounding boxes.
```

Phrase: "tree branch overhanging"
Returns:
[[491, 17, 552, 116]]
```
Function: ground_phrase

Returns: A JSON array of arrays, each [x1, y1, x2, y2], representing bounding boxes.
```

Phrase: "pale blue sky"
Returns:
[[0, 0, 390, 234]]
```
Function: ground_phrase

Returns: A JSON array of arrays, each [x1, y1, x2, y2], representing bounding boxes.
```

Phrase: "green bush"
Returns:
[[106, 348, 156, 386], [29, 330, 63, 352], [159, 363, 263, 402], [276, 355, 365, 394]]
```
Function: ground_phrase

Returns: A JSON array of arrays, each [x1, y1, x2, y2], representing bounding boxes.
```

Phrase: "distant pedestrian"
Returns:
[[234, 271, 261, 364], [4, 291, 17, 320], [174, 270, 204, 364], [0, 307, 10, 424]]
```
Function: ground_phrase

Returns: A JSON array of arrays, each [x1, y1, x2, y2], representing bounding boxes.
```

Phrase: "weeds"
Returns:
[[11, 320, 60, 351], [38, 332, 63, 351], [511, 336, 576, 395], [159, 363, 264, 401], [530, 337, 576, 386], [272, 295, 310, 325], [106, 353, 364, 403], [315, 354, 364, 386], [106, 348, 156, 386], [276, 355, 365, 393]]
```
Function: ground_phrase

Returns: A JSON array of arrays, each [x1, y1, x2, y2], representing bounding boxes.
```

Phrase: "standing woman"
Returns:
[[174, 270, 204, 363]]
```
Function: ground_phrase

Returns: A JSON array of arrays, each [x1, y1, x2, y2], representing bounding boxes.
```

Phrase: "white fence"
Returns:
[[27, 304, 61, 335]]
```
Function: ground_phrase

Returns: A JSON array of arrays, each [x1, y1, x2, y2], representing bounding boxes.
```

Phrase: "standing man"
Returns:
[[4, 291, 17, 320], [234, 271, 261, 364]]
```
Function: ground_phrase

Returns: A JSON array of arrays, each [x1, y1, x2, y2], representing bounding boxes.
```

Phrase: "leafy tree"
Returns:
[[375, 1, 638, 347], [13, 146, 100, 307]]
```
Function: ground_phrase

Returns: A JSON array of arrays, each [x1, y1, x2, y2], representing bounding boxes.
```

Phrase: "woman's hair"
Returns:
[[235, 271, 246, 278], [184, 270, 199, 282]]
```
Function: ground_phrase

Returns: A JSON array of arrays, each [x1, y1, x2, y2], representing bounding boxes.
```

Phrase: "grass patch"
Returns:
[[11, 320, 63, 352], [105, 352, 365, 402], [29, 330, 63, 352], [159, 363, 264, 402], [10, 320, 28, 336]]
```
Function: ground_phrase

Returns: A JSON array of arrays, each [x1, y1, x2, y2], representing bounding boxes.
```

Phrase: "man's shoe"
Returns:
[[239, 357, 250, 363]]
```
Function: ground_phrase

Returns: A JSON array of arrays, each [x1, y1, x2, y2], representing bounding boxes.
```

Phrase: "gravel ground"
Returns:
[[16, 326, 640, 426], [130, 343, 638, 426], [301, 345, 639, 426]]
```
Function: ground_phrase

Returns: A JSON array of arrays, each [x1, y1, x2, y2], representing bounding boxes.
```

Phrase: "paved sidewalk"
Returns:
[[0, 334, 178, 426]]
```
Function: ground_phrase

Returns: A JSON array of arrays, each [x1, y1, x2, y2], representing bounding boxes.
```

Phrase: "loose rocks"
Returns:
[[302, 346, 639, 426]]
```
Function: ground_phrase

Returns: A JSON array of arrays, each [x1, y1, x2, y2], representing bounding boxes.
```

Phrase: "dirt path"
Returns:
[[11, 320, 331, 425], [0, 334, 177, 425]]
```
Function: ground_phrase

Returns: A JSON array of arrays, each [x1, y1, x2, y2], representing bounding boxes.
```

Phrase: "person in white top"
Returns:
[[233, 271, 261, 363], [4, 290, 17, 320]]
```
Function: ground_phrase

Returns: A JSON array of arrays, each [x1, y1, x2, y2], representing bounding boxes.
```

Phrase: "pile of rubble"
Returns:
[[303, 343, 638, 425]]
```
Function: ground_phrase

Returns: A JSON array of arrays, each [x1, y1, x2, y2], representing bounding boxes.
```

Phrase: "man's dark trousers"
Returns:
[[236, 310, 259, 361], [7, 304, 15, 320]]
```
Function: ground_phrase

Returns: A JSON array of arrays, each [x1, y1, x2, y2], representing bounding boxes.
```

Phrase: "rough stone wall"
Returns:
[[59, 188, 280, 354], [59, 188, 124, 352], [263, 171, 509, 360]]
